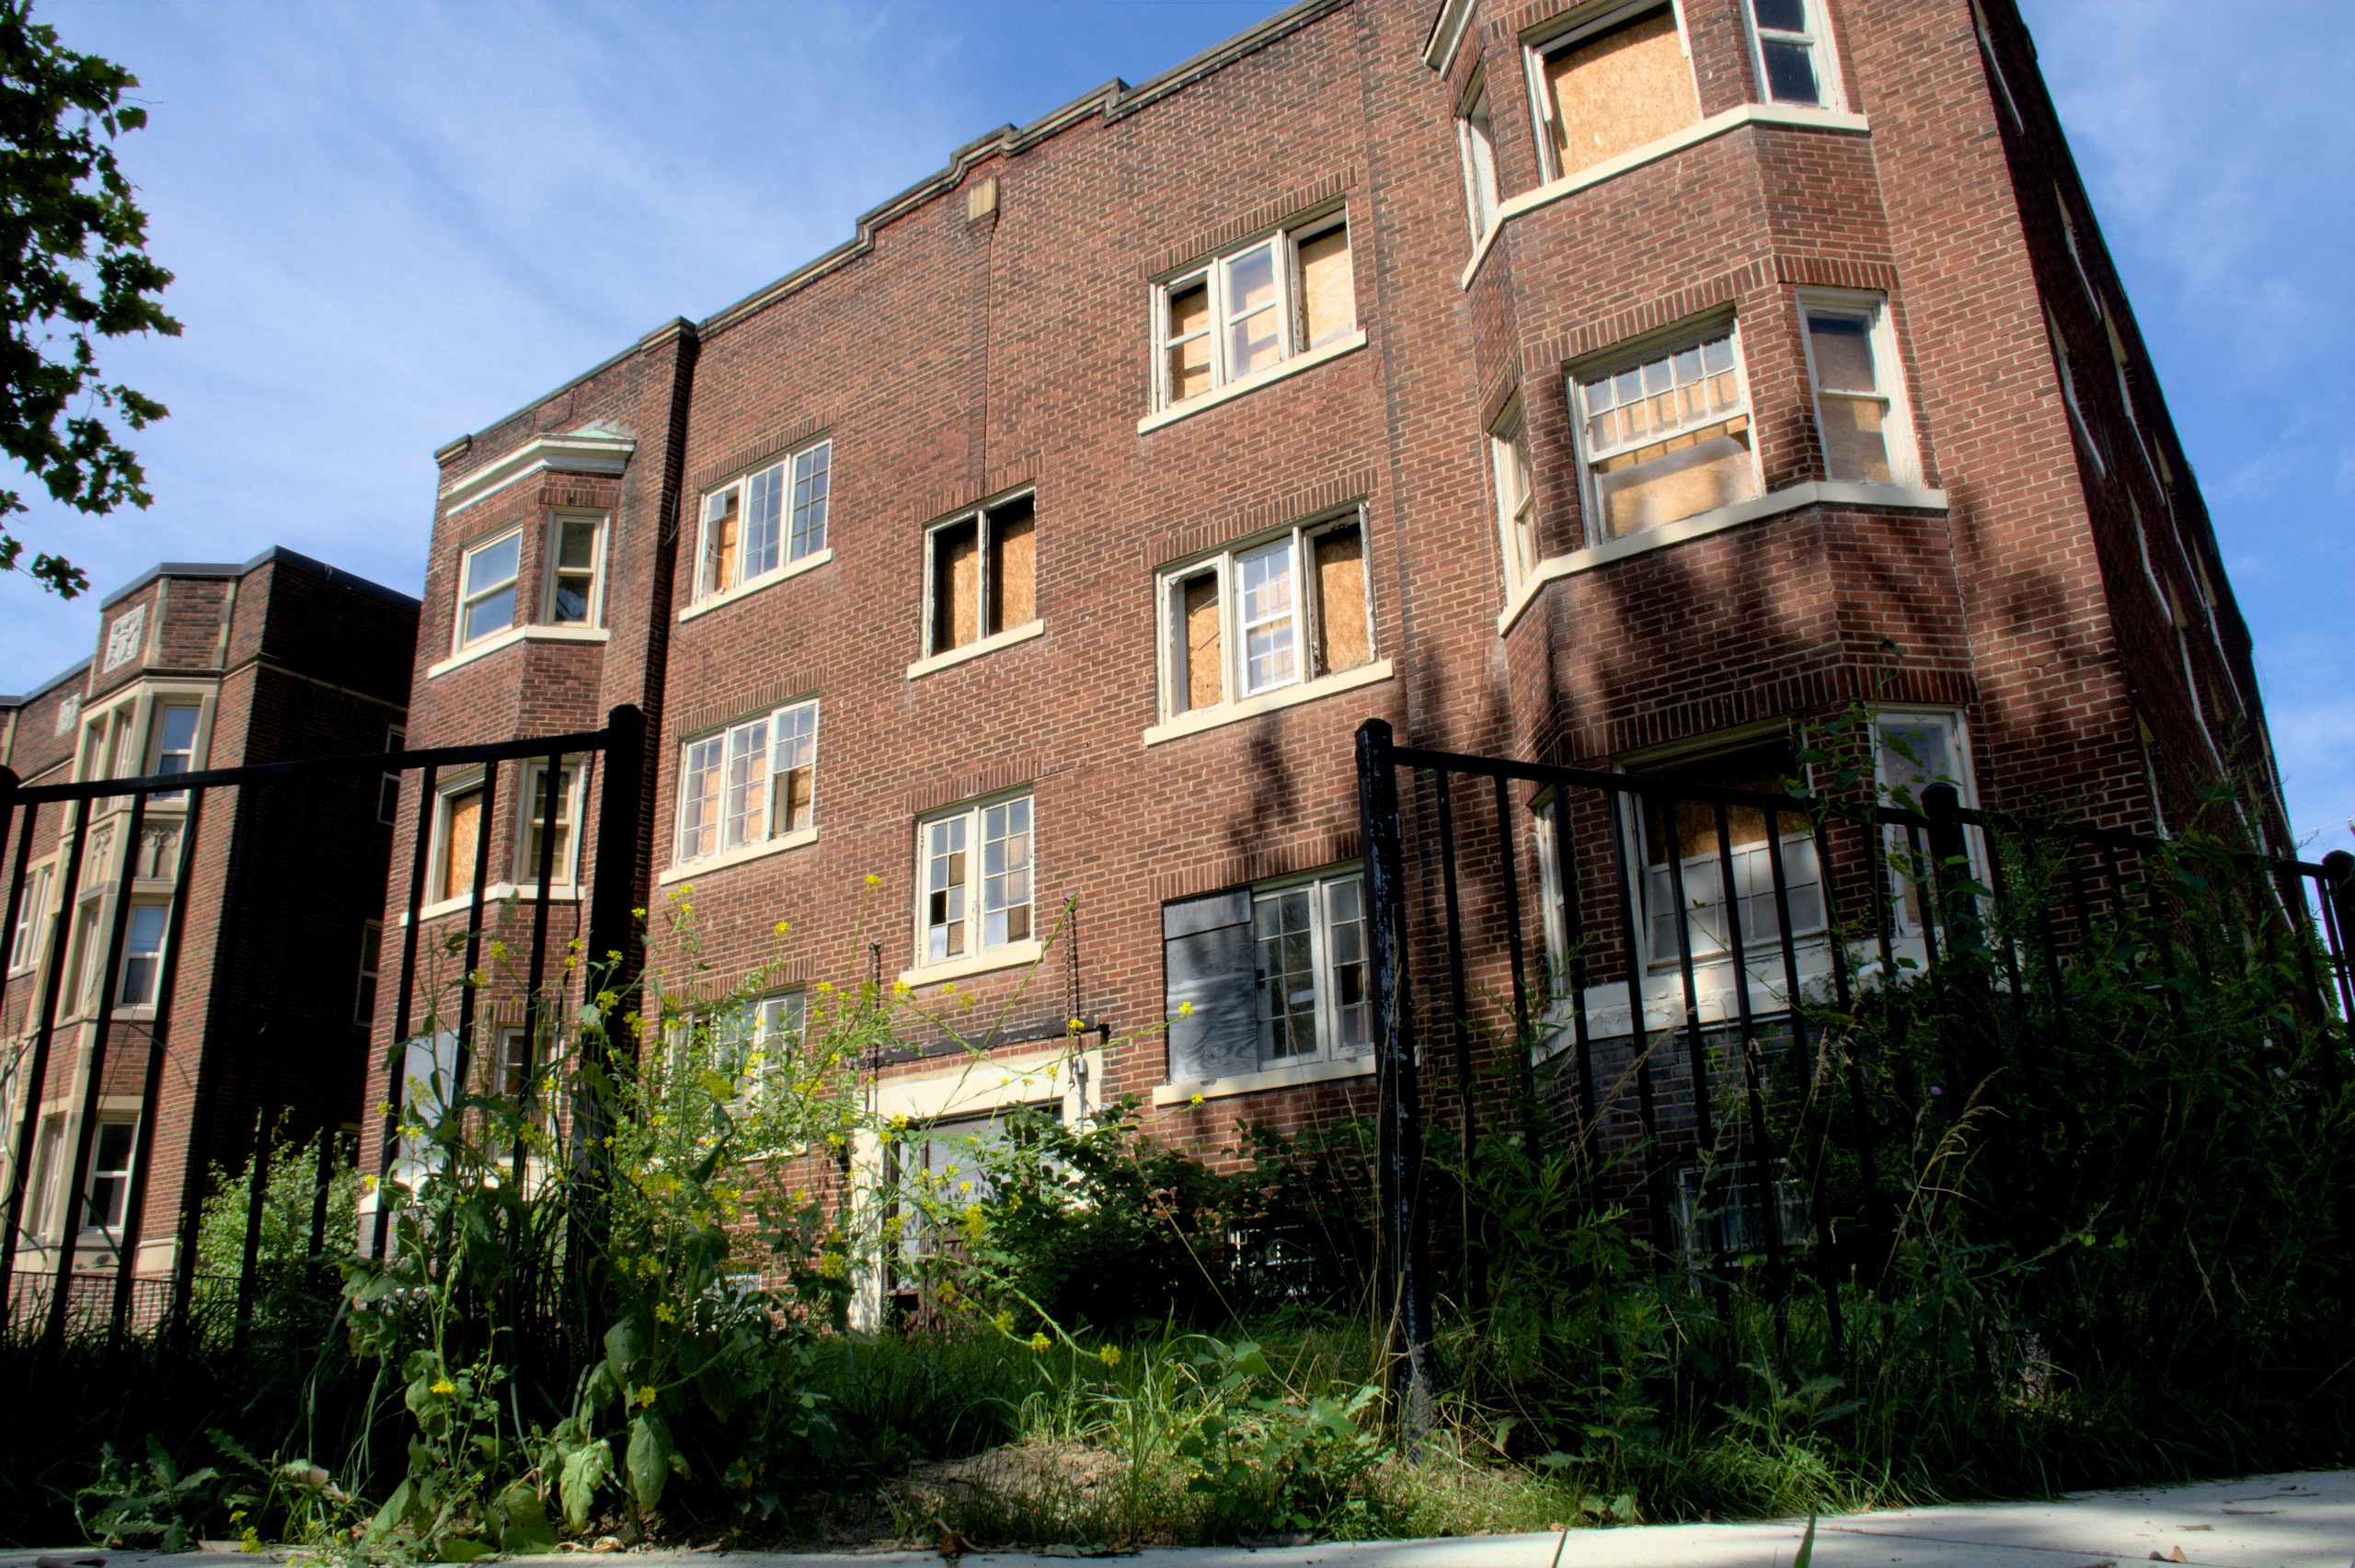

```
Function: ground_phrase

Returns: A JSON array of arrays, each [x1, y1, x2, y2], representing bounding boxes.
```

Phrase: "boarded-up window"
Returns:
[[700, 489, 740, 597], [1539, 7, 1699, 181], [1634, 738, 1822, 962], [441, 785, 483, 902], [1574, 326, 1759, 540], [1313, 523, 1370, 675], [1165, 890, 1258, 1083], [1178, 571, 1223, 712], [1296, 225, 1353, 349], [928, 493, 1039, 657], [1166, 279, 1213, 403]]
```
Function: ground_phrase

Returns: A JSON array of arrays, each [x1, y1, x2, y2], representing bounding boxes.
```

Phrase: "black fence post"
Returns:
[[2324, 850, 2355, 1072], [1356, 718, 1436, 1441], [570, 704, 645, 1324]]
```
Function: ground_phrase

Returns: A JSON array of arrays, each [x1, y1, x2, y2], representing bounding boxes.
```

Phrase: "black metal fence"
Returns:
[[0, 705, 645, 1346], [1352, 717, 2355, 1414]]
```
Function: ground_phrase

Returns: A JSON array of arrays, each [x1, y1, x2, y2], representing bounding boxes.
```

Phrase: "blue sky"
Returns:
[[2, 1, 2349, 856]]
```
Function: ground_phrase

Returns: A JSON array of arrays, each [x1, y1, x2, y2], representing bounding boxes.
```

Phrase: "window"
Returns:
[[117, 903, 168, 1007], [1632, 738, 1823, 965], [8, 864, 52, 973], [2046, 310, 2106, 475], [519, 759, 584, 887], [1870, 710, 1975, 930], [1570, 323, 1758, 541], [355, 920, 382, 1027], [88, 1118, 135, 1232], [436, 779, 487, 904], [379, 728, 406, 826], [1490, 401, 1539, 589], [455, 530, 522, 648], [68, 903, 101, 1014], [1744, 0, 1840, 109], [1163, 867, 1368, 1083], [2055, 189, 2099, 314], [546, 514, 604, 625], [1155, 216, 1353, 408], [1528, 5, 1699, 184], [1158, 512, 1372, 718], [917, 792, 1033, 967], [1799, 293, 1918, 486], [1971, 0, 2022, 129], [729, 991, 806, 1110], [28, 1116, 63, 1238], [147, 702, 201, 803], [675, 699, 819, 864], [1671, 1159, 1809, 1261], [695, 440, 832, 601], [1458, 77, 1501, 237], [926, 493, 1036, 657]]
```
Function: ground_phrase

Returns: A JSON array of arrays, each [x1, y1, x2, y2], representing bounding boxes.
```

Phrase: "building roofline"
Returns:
[[432, 0, 1348, 457], [0, 655, 92, 711], [97, 545, 420, 613]]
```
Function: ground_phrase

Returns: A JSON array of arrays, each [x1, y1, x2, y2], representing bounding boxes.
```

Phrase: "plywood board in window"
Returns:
[[1313, 526, 1370, 674], [1184, 575, 1223, 711], [988, 505, 1036, 632], [933, 520, 981, 651], [1545, 8, 1698, 179], [1297, 228, 1353, 348]]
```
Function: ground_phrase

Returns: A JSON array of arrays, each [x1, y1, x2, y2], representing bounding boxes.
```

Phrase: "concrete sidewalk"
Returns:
[[11, 1469, 2347, 1568]]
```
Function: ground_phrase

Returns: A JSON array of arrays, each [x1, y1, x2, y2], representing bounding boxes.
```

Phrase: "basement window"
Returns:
[[675, 698, 820, 864], [1570, 321, 1759, 541], [1158, 511, 1373, 720], [1527, 4, 1700, 185], [925, 492, 1037, 658], [1155, 214, 1354, 409]]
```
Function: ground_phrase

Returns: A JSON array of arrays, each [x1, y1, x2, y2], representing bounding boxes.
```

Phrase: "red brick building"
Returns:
[[363, 0, 2286, 1308], [1, 548, 416, 1310]]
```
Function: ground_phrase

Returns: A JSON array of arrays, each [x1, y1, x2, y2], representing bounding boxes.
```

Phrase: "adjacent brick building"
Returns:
[[0, 548, 416, 1310], [362, 0, 2288, 1310]]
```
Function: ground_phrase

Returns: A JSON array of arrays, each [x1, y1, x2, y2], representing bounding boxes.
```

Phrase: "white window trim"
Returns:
[[7, 860, 55, 975], [1151, 509, 1376, 733], [1153, 1051, 1373, 1107], [688, 438, 834, 611], [1795, 287, 1924, 488], [906, 617, 1044, 681], [1136, 328, 1367, 435], [542, 510, 609, 629], [1146, 212, 1357, 420], [1522, 0, 1700, 187], [1497, 479, 1948, 635], [379, 727, 407, 827], [1972, 0, 2023, 130], [426, 767, 490, 912], [1248, 865, 1370, 1073], [1740, 0, 1847, 113], [453, 527, 523, 655], [1490, 395, 1538, 596], [1456, 74, 1501, 243], [1460, 102, 1869, 291], [906, 788, 1037, 984], [515, 758, 588, 890], [669, 697, 821, 872], [2046, 309, 2107, 476], [674, 547, 833, 624], [425, 623, 612, 680], [1568, 317, 1763, 555]]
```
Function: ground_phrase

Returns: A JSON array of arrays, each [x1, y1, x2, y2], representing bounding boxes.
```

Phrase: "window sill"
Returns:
[[656, 826, 819, 887], [1154, 1051, 1373, 1107], [676, 547, 834, 624], [427, 624, 611, 680], [1460, 103, 1872, 292], [906, 618, 1044, 680], [400, 881, 583, 926], [1497, 481, 1945, 635], [1136, 329, 1368, 435], [897, 939, 1045, 990], [1142, 658, 1394, 748]]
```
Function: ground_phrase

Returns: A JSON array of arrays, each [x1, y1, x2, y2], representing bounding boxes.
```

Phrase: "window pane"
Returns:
[[932, 518, 981, 652], [1545, 9, 1700, 178], [1760, 38, 1821, 104], [462, 581, 515, 645], [986, 498, 1036, 632], [926, 817, 968, 960], [465, 533, 520, 598], [1463, 88, 1499, 234], [442, 787, 483, 900], [981, 797, 1032, 948], [743, 462, 784, 579], [155, 704, 200, 766], [1806, 314, 1878, 393], [725, 719, 769, 849], [1326, 877, 1368, 1055], [1313, 524, 1370, 675], [680, 738, 724, 860], [1875, 717, 1959, 804], [1752, 0, 1807, 29], [118, 903, 167, 1005], [772, 704, 817, 833], [1236, 538, 1297, 693], [1296, 226, 1352, 349], [1223, 243, 1284, 378], [702, 489, 741, 596], [1177, 572, 1223, 713], [1166, 278, 1212, 402], [790, 441, 831, 559], [1254, 887, 1319, 1062], [1819, 395, 1890, 483], [91, 1120, 134, 1230]]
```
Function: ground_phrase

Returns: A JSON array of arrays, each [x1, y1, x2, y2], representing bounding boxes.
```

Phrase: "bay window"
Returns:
[[455, 529, 522, 648], [1570, 323, 1759, 542], [1798, 292, 1919, 486]]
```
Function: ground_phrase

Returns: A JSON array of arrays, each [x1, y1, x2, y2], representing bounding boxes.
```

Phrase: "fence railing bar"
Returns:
[[111, 790, 205, 1343], [236, 774, 316, 1345], [1764, 814, 1843, 1354], [13, 728, 612, 807], [1490, 775, 1535, 1132], [0, 780, 29, 1054], [49, 788, 148, 1345], [374, 760, 441, 1259], [514, 748, 565, 1259], [1603, 793, 1665, 1240], [1660, 812, 1714, 1161], [1550, 792, 1597, 1149], [3, 795, 86, 1328], [1430, 772, 1476, 1155], [1902, 823, 1941, 974], [1713, 802, 1787, 1314], [450, 760, 502, 1106]]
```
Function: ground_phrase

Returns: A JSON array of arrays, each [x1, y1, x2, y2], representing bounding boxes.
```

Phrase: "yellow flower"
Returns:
[[1178, 1001, 1194, 1017], [635, 1385, 657, 1408], [1189, 1093, 1206, 1108], [1067, 1017, 1084, 1033], [820, 1252, 846, 1278], [431, 1378, 456, 1397], [1029, 1333, 1051, 1353], [774, 919, 790, 935], [653, 1302, 677, 1324], [866, 874, 882, 887], [1099, 1345, 1121, 1368], [992, 1310, 1015, 1334]]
